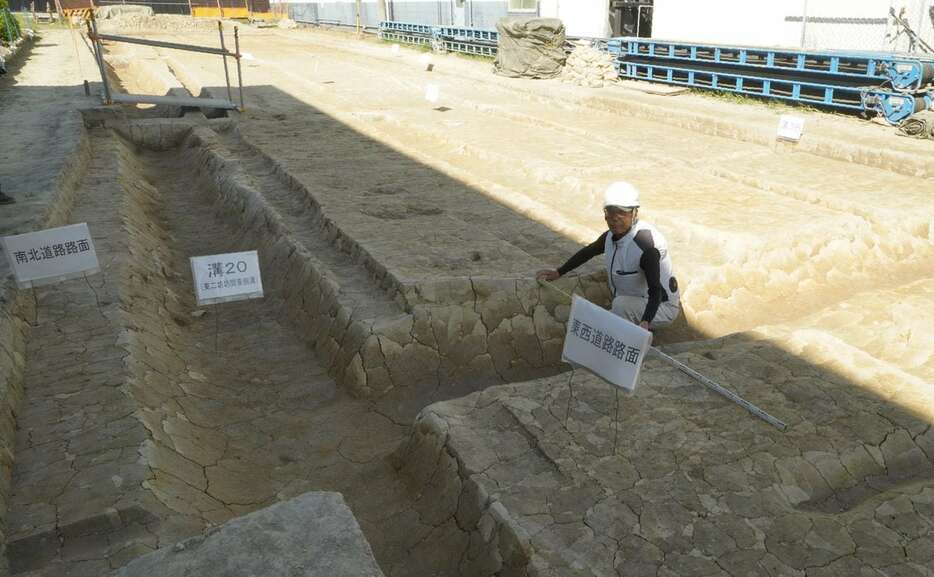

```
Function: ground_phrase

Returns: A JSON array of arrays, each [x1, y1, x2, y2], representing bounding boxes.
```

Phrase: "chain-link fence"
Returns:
[[791, 0, 934, 53]]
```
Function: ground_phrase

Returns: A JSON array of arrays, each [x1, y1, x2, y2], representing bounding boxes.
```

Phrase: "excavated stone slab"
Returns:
[[114, 492, 384, 577]]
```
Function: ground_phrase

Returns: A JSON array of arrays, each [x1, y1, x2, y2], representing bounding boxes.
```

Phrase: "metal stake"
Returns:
[[234, 25, 244, 110], [799, 0, 809, 48], [218, 21, 233, 103], [563, 369, 574, 427], [651, 348, 787, 431]]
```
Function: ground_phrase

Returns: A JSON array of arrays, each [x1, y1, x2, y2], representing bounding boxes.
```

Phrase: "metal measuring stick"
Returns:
[[537, 278, 787, 431]]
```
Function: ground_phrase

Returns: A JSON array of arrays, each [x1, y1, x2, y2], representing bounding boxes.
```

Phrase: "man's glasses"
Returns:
[[604, 206, 634, 218]]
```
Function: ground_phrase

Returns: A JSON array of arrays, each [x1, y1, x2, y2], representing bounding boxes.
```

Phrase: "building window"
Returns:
[[508, 0, 538, 13]]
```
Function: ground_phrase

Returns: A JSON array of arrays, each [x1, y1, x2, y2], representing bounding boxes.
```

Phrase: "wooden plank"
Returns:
[[616, 79, 689, 96]]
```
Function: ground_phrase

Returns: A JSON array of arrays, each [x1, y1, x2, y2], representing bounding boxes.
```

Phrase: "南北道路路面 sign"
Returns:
[[1, 223, 100, 288]]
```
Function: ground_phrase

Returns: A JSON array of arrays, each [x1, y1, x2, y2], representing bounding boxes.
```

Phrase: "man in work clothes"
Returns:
[[536, 181, 680, 330]]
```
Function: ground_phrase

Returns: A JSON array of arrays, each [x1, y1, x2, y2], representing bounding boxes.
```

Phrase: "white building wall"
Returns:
[[652, 0, 934, 52], [273, 0, 615, 37], [540, 0, 611, 38], [651, 0, 791, 47]]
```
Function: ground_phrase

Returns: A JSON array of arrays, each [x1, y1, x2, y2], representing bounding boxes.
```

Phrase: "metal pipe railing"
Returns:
[[86, 12, 244, 111]]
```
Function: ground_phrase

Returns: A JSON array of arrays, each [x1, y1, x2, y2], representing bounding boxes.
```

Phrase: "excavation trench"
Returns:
[[3, 117, 604, 576], [7, 29, 934, 577], [4, 40, 615, 573]]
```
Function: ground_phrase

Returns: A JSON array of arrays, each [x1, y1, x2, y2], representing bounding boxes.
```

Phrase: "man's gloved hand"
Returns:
[[536, 270, 560, 282]]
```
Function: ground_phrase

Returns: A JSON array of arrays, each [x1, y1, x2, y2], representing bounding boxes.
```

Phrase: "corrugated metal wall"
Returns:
[[291, 0, 379, 25], [286, 0, 508, 29], [468, 1, 508, 29], [6, 0, 269, 15]]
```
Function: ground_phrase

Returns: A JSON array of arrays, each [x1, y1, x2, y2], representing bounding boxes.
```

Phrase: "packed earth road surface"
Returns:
[[0, 20, 933, 577]]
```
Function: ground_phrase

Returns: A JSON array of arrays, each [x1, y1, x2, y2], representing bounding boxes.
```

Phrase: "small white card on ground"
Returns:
[[777, 114, 805, 141], [190, 250, 264, 306], [420, 53, 434, 71], [425, 83, 440, 103], [391, 44, 401, 56], [561, 295, 653, 393], [1, 223, 100, 288]]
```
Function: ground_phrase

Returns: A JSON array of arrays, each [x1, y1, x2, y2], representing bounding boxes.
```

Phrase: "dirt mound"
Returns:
[[97, 14, 226, 33], [95, 5, 154, 19]]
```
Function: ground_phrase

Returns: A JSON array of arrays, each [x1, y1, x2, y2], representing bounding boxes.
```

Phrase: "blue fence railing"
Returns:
[[378, 20, 498, 57]]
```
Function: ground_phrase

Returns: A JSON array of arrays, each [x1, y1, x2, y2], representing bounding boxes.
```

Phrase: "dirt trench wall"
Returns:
[[392, 405, 534, 577], [0, 122, 91, 573], [113, 128, 236, 528], [177, 125, 609, 399]]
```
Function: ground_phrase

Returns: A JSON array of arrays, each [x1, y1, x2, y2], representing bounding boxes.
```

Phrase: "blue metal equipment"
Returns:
[[610, 38, 934, 92], [438, 26, 498, 57], [609, 37, 934, 124], [376, 21, 934, 125], [378, 21, 499, 57]]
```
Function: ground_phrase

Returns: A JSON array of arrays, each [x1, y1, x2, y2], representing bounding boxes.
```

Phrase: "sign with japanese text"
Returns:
[[190, 250, 264, 306], [561, 295, 653, 393], [1, 223, 100, 288], [777, 115, 805, 142]]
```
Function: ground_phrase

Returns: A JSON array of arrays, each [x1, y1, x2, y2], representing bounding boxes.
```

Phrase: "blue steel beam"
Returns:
[[442, 40, 497, 57], [379, 21, 435, 36], [608, 38, 934, 92], [438, 26, 498, 44], [618, 60, 931, 124], [380, 30, 433, 46]]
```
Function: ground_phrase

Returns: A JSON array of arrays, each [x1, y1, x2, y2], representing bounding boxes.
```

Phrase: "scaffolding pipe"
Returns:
[[94, 32, 237, 56], [800, 0, 809, 48], [234, 25, 244, 110], [87, 15, 112, 104], [218, 20, 233, 103]]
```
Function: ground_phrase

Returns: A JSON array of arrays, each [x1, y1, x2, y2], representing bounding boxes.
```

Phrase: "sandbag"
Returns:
[[493, 17, 566, 79]]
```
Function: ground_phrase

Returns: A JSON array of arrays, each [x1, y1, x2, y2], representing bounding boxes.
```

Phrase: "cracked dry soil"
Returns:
[[3, 24, 934, 577], [4, 126, 418, 576]]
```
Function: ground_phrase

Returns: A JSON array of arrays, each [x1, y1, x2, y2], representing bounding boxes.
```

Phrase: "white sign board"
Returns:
[[425, 84, 440, 104], [1, 223, 100, 288], [561, 295, 653, 393], [190, 250, 264, 306], [776, 115, 805, 142]]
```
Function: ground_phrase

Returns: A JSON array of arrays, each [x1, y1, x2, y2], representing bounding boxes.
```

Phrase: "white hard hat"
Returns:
[[604, 181, 640, 209]]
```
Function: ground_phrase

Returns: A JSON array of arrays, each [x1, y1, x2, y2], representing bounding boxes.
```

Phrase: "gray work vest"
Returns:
[[603, 220, 680, 304]]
